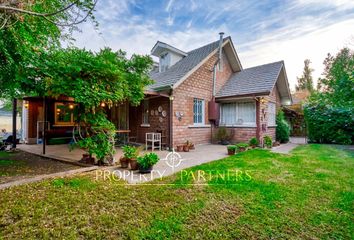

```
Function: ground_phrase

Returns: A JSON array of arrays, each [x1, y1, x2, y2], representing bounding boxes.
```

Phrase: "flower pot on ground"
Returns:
[[185, 140, 195, 150], [119, 157, 129, 168], [122, 145, 139, 170], [273, 141, 280, 147], [227, 145, 237, 155], [129, 159, 139, 170], [214, 127, 234, 145], [236, 143, 249, 152], [249, 137, 259, 148], [137, 153, 159, 174], [176, 145, 184, 152], [183, 144, 190, 152]]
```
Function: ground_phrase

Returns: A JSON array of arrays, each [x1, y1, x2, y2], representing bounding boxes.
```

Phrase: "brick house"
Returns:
[[22, 33, 292, 148]]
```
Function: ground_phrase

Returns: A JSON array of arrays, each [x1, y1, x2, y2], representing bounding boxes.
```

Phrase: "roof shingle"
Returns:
[[216, 61, 284, 98], [148, 37, 230, 90]]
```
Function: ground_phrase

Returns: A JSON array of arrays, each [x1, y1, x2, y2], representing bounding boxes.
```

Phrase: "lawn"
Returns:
[[0, 151, 80, 184], [0, 144, 353, 239]]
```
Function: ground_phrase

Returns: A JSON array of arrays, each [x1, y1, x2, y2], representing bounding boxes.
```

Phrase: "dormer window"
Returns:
[[151, 41, 188, 73], [159, 52, 170, 72]]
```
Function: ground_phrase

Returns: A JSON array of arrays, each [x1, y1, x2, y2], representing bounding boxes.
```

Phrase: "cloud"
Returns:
[[70, 0, 354, 90]]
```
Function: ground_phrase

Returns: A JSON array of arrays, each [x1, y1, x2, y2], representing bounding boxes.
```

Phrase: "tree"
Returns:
[[304, 47, 354, 144], [35, 48, 153, 164], [0, 0, 97, 98], [295, 59, 314, 92]]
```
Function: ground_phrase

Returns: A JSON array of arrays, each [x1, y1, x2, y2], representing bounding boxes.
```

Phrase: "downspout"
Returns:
[[212, 32, 224, 97], [210, 33, 224, 142], [169, 87, 174, 150]]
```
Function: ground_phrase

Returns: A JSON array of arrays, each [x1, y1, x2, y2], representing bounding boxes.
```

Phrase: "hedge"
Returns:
[[304, 104, 354, 145]]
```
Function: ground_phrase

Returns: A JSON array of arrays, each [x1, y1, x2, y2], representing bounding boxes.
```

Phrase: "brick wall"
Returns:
[[259, 86, 281, 142], [129, 96, 170, 147], [172, 51, 233, 146]]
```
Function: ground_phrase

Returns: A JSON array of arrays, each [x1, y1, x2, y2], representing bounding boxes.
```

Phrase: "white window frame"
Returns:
[[220, 101, 256, 127], [267, 102, 276, 126], [193, 98, 205, 125]]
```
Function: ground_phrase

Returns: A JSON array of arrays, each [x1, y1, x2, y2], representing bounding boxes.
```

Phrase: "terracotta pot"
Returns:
[[119, 157, 129, 168], [227, 149, 236, 155], [176, 145, 184, 152], [189, 144, 195, 150], [238, 147, 246, 152], [183, 145, 190, 152], [129, 159, 139, 170], [139, 166, 153, 174]]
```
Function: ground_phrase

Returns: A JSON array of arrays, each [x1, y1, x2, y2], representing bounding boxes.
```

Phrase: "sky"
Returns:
[[70, 0, 354, 90]]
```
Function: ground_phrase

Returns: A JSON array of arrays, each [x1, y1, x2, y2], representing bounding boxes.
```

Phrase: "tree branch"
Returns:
[[0, 1, 79, 17]]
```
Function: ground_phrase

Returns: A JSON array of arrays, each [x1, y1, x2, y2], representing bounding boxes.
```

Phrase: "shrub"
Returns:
[[227, 145, 237, 151], [263, 136, 272, 148], [249, 137, 259, 147], [276, 110, 290, 143], [304, 103, 353, 144], [137, 153, 159, 169], [215, 127, 234, 144], [236, 143, 249, 148], [122, 145, 137, 159]]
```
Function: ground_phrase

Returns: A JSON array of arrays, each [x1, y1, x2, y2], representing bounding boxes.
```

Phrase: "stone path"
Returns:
[[271, 137, 307, 154]]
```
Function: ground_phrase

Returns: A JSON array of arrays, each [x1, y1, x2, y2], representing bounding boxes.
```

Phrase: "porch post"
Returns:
[[12, 98, 17, 149], [256, 98, 261, 142], [42, 96, 47, 155]]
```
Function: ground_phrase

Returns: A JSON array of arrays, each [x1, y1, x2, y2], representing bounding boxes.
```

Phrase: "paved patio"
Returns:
[[17, 143, 229, 183]]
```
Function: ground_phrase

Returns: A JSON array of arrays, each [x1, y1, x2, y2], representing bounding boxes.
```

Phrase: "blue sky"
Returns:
[[72, 0, 354, 90]]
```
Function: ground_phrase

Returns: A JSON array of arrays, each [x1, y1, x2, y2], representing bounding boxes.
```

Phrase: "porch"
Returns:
[[22, 93, 172, 150]]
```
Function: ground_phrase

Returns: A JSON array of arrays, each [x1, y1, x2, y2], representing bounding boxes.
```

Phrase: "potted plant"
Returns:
[[227, 145, 237, 155], [236, 142, 249, 152], [119, 156, 129, 168], [249, 137, 259, 148], [122, 145, 138, 170], [176, 145, 184, 152], [137, 153, 160, 173], [215, 127, 234, 145], [185, 140, 195, 150], [183, 144, 190, 152], [263, 135, 272, 148]]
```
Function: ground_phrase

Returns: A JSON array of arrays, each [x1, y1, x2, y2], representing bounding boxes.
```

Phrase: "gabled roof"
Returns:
[[151, 41, 187, 57], [216, 61, 290, 100], [148, 36, 242, 90]]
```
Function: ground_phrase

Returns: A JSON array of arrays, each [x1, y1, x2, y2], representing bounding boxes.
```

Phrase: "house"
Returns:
[[21, 33, 292, 148]]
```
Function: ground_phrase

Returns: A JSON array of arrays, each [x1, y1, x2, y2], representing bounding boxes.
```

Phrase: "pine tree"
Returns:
[[295, 59, 314, 92]]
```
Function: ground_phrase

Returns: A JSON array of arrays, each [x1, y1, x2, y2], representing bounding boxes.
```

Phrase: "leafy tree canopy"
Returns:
[[295, 59, 314, 92], [0, 0, 97, 98]]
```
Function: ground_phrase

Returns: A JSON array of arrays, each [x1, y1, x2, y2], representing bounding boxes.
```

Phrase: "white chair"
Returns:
[[146, 132, 161, 151]]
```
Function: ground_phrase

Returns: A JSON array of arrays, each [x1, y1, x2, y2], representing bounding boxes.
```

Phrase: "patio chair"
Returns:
[[145, 132, 161, 151]]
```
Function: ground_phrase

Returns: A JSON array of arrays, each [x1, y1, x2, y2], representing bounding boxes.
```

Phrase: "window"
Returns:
[[159, 52, 170, 72], [220, 102, 256, 126], [54, 102, 76, 125], [142, 99, 149, 125], [268, 102, 276, 126], [193, 98, 204, 124]]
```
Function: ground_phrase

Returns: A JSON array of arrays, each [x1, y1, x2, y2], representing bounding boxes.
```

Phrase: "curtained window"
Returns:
[[220, 102, 256, 126]]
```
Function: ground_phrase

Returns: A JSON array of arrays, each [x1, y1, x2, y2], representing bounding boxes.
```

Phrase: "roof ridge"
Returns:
[[243, 60, 284, 71], [187, 36, 231, 54]]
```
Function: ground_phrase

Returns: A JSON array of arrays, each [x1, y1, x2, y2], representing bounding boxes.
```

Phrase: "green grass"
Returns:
[[0, 144, 353, 239]]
